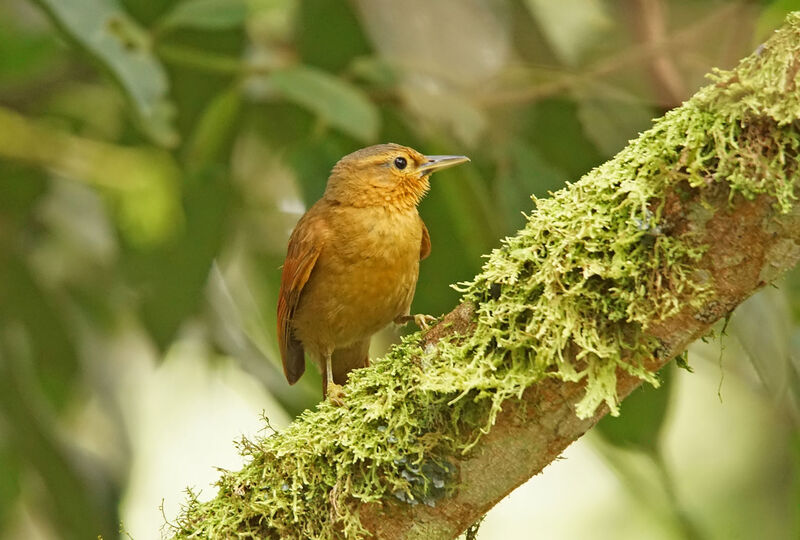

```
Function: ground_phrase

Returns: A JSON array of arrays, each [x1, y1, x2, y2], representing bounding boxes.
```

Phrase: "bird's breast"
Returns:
[[293, 206, 424, 351], [344, 211, 419, 261]]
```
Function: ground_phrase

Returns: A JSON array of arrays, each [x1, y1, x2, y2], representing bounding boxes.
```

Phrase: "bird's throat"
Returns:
[[324, 175, 430, 211], [389, 175, 430, 211]]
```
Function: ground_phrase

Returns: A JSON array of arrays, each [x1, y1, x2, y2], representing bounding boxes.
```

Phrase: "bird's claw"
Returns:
[[326, 382, 345, 406], [395, 313, 436, 330], [413, 314, 436, 330]]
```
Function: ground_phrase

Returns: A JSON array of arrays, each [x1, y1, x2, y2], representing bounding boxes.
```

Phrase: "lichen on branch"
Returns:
[[173, 14, 800, 540]]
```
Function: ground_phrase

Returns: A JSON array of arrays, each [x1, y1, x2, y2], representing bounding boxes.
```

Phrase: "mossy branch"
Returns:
[[174, 14, 800, 540]]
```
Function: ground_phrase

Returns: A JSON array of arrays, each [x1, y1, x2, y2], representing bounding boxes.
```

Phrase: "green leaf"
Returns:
[[296, 0, 372, 72], [0, 254, 80, 411], [349, 56, 398, 88], [266, 65, 379, 142], [595, 366, 673, 454], [246, 101, 315, 152], [31, 0, 178, 146], [124, 167, 233, 349], [184, 85, 243, 169], [0, 106, 183, 247], [0, 15, 62, 85], [0, 443, 20, 533], [524, 0, 613, 65], [158, 0, 248, 32]]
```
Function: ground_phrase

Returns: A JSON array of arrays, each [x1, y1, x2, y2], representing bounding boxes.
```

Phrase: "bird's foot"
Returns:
[[326, 382, 345, 406], [414, 313, 436, 330], [395, 313, 437, 330]]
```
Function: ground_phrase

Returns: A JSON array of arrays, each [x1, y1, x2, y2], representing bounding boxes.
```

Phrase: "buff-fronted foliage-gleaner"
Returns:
[[277, 143, 469, 404]]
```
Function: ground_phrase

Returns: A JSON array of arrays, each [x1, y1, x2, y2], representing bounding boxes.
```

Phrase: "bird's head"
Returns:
[[323, 143, 469, 210]]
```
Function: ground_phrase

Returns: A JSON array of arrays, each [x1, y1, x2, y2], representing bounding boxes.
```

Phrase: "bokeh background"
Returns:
[[0, 0, 799, 538]]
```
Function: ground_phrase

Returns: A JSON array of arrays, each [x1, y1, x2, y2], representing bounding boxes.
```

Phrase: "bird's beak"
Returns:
[[418, 155, 470, 175]]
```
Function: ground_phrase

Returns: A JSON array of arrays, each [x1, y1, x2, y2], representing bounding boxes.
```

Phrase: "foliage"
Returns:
[[0, 0, 799, 539]]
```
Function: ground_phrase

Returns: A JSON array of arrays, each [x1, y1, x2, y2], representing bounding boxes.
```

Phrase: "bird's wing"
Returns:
[[277, 215, 324, 385], [420, 220, 431, 260]]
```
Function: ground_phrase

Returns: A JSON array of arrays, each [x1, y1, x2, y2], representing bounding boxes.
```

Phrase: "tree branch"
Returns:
[[173, 14, 800, 540]]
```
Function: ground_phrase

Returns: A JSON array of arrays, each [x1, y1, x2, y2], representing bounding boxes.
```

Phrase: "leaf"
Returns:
[[296, 0, 372, 72], [31, 0, 178, 146], [266, 65, 379, 142], [0, 14, 62, 85], [524, 0, 614, 65], [124, 167, 233, 349], [0, 444, 20, 532], [0, 106, 183, 247], [0, 254, 80, 411], [184, 85, 242, 169], [158, 0, 248, 32], [349, 56, 398, 88], [595, 366, 673, 454]]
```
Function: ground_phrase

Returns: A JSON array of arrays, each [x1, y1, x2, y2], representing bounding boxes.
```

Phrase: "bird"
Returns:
[[277, 143, 469, 404]]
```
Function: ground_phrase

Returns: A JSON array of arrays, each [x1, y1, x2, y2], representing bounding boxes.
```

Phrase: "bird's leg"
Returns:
[[324, 350, 345, 406], [394, 313, 437, 330]]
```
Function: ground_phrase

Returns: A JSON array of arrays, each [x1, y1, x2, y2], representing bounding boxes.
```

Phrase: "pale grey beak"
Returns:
[[418, 155, 470, 175]]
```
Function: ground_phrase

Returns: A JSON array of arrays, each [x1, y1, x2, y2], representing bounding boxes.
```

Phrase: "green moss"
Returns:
[[173, 14, 800, 539]]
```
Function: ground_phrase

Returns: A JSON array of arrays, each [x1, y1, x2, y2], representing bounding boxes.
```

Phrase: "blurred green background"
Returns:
[[0, 0, 798, 538]]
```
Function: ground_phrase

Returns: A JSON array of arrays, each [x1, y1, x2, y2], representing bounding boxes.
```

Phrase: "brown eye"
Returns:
[[393, 156, 407, 170]]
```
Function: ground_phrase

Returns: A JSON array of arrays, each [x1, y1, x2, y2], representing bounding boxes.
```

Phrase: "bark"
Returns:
[[174, 13, 800, 540]]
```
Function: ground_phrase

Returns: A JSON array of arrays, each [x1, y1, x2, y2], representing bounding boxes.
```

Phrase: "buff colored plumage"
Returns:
[[277, 143, 469, 403]]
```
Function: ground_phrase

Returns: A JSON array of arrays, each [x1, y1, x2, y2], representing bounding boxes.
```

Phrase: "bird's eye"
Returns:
[[393, 156, 407, 170]]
